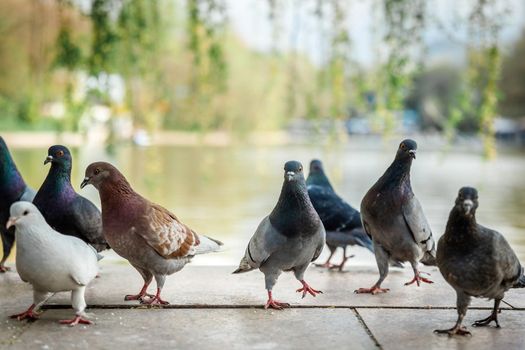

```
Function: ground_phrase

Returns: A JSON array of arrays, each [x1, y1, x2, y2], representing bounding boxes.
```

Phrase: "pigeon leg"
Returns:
[[59, 315, 93, 327], [473, 299, 501, 328], [330, 246, 355, 272], [265, 290, 290, 310], [435, 292, 472, 336], [315, 247, 336, 268], [9, 304, 40, 321], [125, 269, 154, 301], [405, 263, 434, 286], [141, 287, 169, 305], [355, 242, 390, 294], [296, 280, 323, 298]]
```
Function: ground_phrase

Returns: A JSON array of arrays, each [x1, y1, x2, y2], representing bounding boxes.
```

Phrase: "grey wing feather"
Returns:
[[311, 225, 326, 262], [402, 196, 436, 257], [491, 229, 522, 287], [19, 187, 36, 202], [245, 216, 286, 267]]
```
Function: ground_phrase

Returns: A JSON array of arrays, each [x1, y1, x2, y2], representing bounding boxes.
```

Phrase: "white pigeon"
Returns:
[[6, 201, 100, 326]]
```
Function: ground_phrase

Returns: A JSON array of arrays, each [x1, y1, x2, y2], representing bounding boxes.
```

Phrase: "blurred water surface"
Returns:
[[7, 141, 525, 266]]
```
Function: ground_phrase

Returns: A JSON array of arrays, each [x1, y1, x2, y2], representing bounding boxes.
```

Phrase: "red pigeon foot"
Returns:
[[10, 304, 39, 321], [404, 272, 434, 286], [264, 291, 290, 310], [59, 316, 93, 327], [296, 280, 323, 299], [124, 283, 154, 301], [141, 289, 169, 305], [0, 265, 10, 273], [354, 285, 390, 294]]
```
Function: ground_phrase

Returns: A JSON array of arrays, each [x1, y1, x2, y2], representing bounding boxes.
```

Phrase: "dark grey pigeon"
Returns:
[[0, 136, 35, 272], [356, 139, 436, 294], [306, 159, 373, 271], [33, 145, 109, 252], [435, 187, 525, 336], [233, 160, 326, 309]]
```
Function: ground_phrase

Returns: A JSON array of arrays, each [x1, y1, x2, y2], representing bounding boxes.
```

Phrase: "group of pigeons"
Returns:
[[0, 136, 524, 337]]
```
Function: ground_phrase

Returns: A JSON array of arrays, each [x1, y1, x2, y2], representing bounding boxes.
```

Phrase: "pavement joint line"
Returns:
[[353, 308, 382, 349], [40, 304, 525, 310]]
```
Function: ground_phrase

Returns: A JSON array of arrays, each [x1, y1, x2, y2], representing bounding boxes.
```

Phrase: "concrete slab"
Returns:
[[7, 309, 377, 350], [3, 263, 525, 309], [357, 308, 525, 350]]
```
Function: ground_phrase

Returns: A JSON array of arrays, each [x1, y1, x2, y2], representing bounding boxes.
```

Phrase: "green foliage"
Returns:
[[88, 0, 118, 77], [54, 27, 82, 70]]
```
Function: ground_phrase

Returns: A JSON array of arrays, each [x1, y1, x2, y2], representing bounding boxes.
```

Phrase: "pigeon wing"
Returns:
[[244, 216, 287, 268], [139, 203, 200, 259], [70, 196, 107, 250], [308, 185, 359, 231], [402, 195, 436, 256], [490, 228, 522, 287]]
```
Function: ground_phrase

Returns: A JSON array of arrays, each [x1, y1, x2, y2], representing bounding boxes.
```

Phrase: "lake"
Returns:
[[6, 138, 525, 266]]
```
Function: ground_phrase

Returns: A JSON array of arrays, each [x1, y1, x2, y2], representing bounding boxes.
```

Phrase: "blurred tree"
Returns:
[[500, 28, 525, 118]]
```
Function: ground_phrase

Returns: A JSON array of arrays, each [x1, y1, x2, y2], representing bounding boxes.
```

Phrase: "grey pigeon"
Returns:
[[33, 145, 108, 252], [356, 139, 436, 294], [434, 187, 525, 336], [233, 161, 325, 309], [0, 136, 35, 272], [7, 202, 99, 326], [307, 159, 373, 271], [81, 161, 222, 305]]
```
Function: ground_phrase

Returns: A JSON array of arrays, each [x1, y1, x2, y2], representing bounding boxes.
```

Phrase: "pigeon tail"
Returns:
[[513, 267, 525, 288], [195, 234, 223, 255], [232, 257, 255, 274], [88, 244, 104, 261]]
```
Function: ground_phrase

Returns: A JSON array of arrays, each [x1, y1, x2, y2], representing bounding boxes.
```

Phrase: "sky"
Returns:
[[226, 0, 525, 67]]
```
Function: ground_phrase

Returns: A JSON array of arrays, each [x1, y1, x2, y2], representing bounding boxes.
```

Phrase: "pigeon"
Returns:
[[356, 139, 436, 294], [81, 161, 223, 305], [434, 187, 525, 336], [306, 159, 373, 271], [7, 201, 99, 326], [233, 160, 325, 309], [0, 136, 35, 272], [33, 145, 108, 252]]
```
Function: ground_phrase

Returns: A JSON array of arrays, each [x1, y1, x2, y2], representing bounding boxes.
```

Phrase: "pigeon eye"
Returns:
[[23, 210, 28, 216], [94, 168, 101, 175], [56, 150, 64, 157]]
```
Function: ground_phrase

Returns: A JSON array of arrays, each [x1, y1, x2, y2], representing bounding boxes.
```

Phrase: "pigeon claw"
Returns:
[[434, 325, 472, 337], [264, 299, 291, 310], [0, 265, 10, 273], [354, 286, 390, 295], [472, 314, 500, 328], [404, 273, 434, 286], [10, 308, 40, 322], [59, 315, 93, 327], [124, 293, 155, 302], [315, 262, 336, 269], [296, 280, 323, 299]]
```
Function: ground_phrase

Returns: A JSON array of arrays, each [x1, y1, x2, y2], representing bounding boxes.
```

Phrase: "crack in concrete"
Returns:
[[353, 308, 382, 349]]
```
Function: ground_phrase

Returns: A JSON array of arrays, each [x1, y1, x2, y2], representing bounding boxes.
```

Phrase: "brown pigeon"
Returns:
[[81, 162, 222, 305]]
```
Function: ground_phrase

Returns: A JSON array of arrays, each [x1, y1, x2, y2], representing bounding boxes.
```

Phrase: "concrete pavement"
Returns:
[[1, 260, 524, 349]]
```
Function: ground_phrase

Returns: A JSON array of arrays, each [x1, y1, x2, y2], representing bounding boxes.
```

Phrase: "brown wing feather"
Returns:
[[138, 203, 200, 259]]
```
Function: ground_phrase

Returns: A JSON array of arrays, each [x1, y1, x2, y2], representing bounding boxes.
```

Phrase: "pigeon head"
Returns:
[[455, 187, 479, 217], [44, 145, 72, 168], [6, 201, 45, 230], [284, 160, 304, 182], [309, 159, 324, 174], [81, 161, 132, 193], [396, 139, 417, 161]]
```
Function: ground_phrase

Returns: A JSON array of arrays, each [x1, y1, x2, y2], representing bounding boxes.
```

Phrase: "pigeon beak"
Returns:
[[286, 171, 295, 181], [462, 199, 474, 215], [408, 150, 416, 160], [44, 156, 53, 165], [80, 177, 91, 189], [6, 217, 17, 229]]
